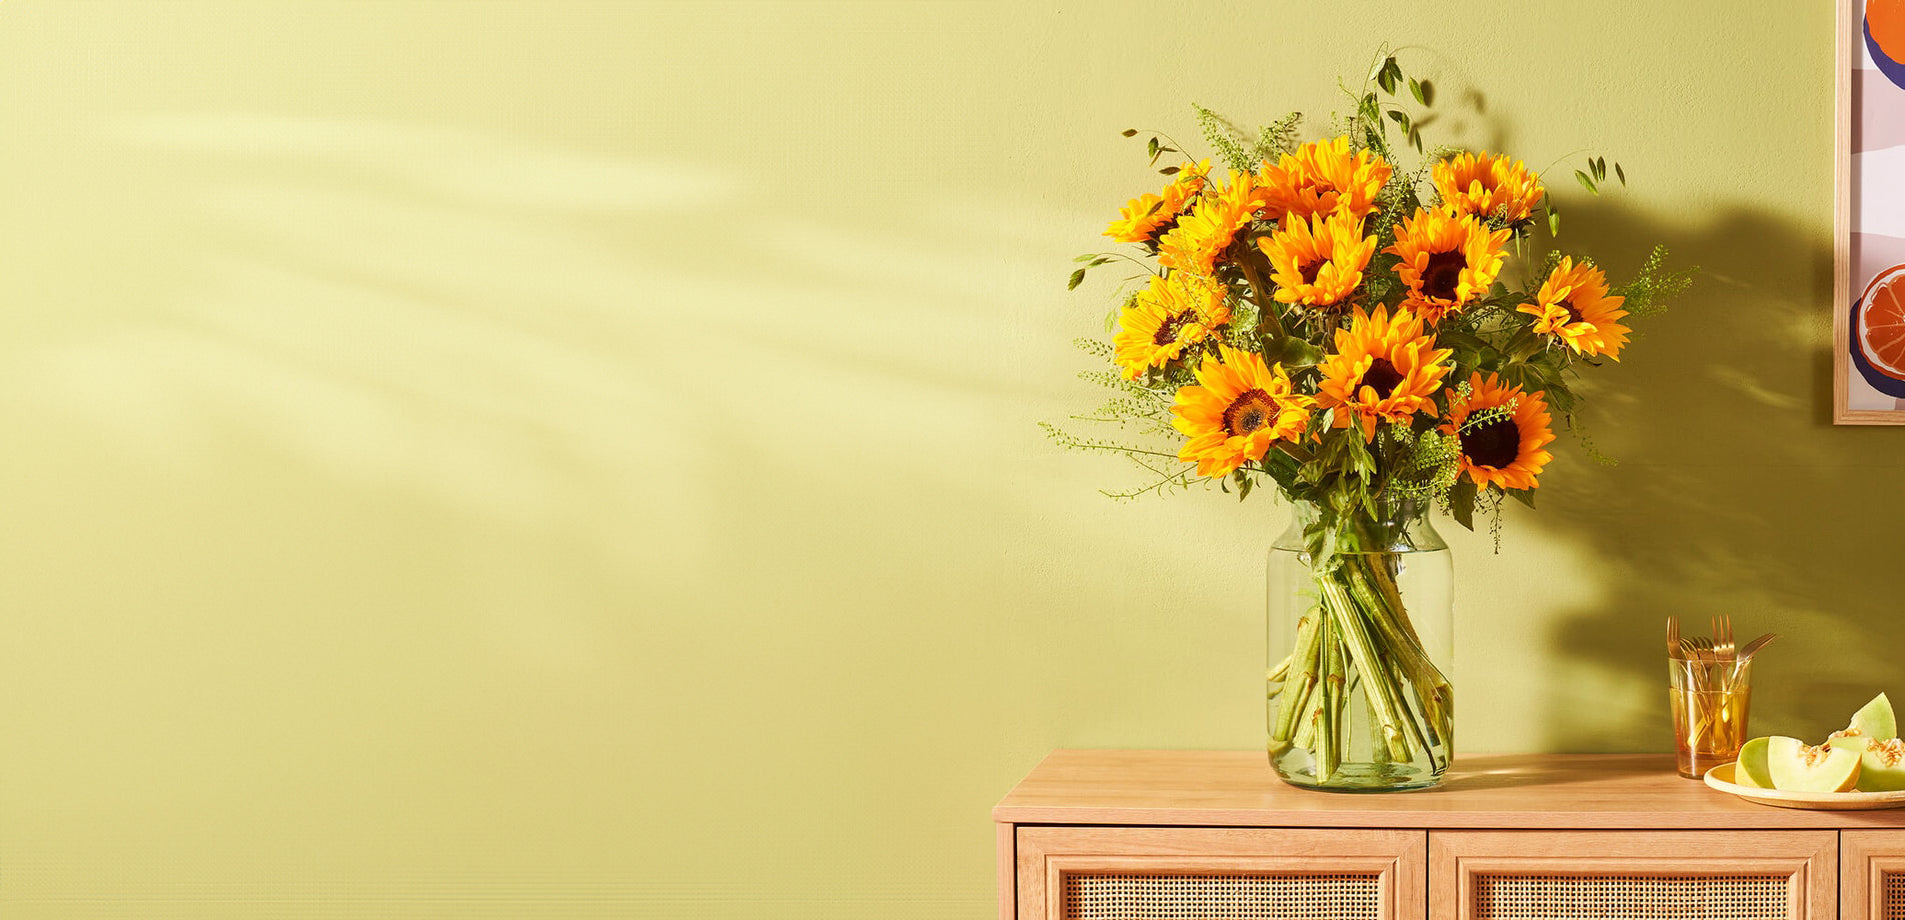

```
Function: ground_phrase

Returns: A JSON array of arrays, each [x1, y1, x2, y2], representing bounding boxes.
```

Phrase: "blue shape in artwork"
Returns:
[[1850, 294, 1905, 397], [1868, 17, 1905, 92]]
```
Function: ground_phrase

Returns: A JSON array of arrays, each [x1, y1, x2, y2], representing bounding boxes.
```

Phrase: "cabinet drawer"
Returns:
[[1016, 827, 1424, 920], [1431, 831, 1836, 920]]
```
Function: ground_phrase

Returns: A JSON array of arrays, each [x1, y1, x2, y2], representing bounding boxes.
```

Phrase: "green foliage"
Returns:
[[1196, 105, 1304, 172], [1619, 245, 1695, 319]]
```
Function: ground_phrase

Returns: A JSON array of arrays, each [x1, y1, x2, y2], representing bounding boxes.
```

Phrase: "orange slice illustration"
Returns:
[[1859, 263, 1905, 381]]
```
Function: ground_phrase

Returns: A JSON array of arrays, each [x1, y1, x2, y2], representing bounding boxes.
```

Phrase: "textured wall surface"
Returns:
[[0, 1, 1867, 917]]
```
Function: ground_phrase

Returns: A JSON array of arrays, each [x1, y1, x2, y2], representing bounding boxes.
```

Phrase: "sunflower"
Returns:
[[1257, 210, 1376, 309], [1433, 152, 1544, 223], [1171, 345, 1312, 477], [1315, 306, 1452, 440], [1105, 160, 1210, 244], [1257, 136, 1391, 223], [1157, 169, 1266, 277], [1112, 273, 1232, 379], [1443, 372, 1555, 491], [1515, 257, 1631, 360], [1385, 207, 1510, 324]]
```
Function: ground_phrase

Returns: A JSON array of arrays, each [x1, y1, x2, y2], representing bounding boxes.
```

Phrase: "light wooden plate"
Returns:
[[1704, 762, 1905, 810]]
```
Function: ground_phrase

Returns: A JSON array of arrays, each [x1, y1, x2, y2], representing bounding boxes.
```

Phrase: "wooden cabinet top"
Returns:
[[994, 750, 1905, 829]]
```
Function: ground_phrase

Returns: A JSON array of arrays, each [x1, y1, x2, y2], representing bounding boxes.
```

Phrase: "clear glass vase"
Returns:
[[1265, 497, 1453, 791]]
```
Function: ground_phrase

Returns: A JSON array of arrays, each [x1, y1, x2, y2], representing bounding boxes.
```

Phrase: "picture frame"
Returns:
[[1836, 0, 1905, 423]]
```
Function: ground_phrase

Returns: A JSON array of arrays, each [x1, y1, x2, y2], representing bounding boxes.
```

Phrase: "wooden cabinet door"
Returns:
[[1841, 830, 1905, 920], [1431, 831, 1835, 920], [1014, 826, 1425, 920]]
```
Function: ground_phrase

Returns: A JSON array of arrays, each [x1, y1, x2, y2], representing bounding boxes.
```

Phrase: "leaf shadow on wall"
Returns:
[[1510, 197, 1899, 753]]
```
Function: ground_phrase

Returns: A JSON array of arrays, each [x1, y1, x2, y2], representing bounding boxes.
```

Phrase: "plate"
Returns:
[[1704, 762, 1905, 810]]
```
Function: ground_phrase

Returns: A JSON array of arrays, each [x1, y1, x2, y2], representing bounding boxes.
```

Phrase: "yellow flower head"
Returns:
[[1515, 257, 1631, 360], [1157, 169, 1266, 277], [1257, 210, 1376, 309], [1258, 136, 1392, 223], [1385, 207, 1510, 325], [1111, 273, 1232, 379], [1443, 372, 1556, 491], [1170, 345, 1312, 478], [1105, 160, 1210, 244], [1315, 305, 1452, 441], [1433, 152, 1545, 223]]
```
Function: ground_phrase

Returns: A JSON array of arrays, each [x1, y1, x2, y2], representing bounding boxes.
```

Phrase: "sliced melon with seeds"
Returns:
[[1767, 735, 1861, 792], [1828, 733, 1905, 792], [1832, 693, 1898, 746]]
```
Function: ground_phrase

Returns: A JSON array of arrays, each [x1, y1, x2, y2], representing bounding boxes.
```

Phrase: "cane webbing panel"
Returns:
[[1884, 872, 1905, 920], [1061, 873, 1381, 920], [1472, 874, 1789, 920]]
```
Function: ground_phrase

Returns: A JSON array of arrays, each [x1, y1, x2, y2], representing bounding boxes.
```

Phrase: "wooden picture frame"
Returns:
[[1836, 0, 1905, 423]]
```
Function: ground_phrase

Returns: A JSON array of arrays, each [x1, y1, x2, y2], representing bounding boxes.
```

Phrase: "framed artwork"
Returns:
[[1838, 0, 1905, 423]]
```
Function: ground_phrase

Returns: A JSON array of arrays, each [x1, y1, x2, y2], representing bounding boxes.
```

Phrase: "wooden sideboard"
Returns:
[[995, 750, 1905, 920]]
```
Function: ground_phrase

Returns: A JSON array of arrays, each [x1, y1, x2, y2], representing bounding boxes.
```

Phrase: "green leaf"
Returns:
[[1386, 109, 1409, 129], [1574, 170, 1597, 194], [1509, 488, 1536, 510], [1263, 336, 1324, 369], [1147, 137, 1160, 158], [1547, 205, 1561, 236], [1591, 157, 1606, 182], [1158, 165, 1180, 175], [1409, 128, 1423, 152], [1409, 78, 1427, 106], [1615, 162, 1627, 186], [1449, 478, 1477, 531], [1068, 268, 1086, 290], [1121, 128, 1138, 137], [1376, 58, 1399, 94]]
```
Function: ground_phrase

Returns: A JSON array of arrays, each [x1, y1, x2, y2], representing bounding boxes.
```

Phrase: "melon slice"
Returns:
[[1734, 736, 1773, 789], [1827, 734, 1905, 792], [1843, 693, 1898, 743], [1767, 736, 1861, 792]]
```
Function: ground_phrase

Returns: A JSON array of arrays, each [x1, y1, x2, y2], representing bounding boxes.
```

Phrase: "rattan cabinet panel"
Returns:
[[1431, 831, 1836, 920], [1841, 832, 1905, 920], [1015, 827, 1424, 920]]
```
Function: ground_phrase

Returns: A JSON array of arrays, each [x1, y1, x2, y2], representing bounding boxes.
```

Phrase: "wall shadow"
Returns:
[[1519, 195, 1900, 752]]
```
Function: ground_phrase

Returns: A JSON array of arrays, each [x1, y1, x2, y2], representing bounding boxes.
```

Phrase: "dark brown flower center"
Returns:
[[1460, 417, 1522, 469], [1422, 250, 1467, 302], [1153, 311, 1192, 345], [1360, 358, 1405, 400], [1557, 298, 1583, 325], [1223, 389, 1278, 436], [1298, 258, 1326, 284]]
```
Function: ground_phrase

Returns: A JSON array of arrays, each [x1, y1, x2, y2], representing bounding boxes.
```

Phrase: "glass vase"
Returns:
[[1265, 497, 1453, 791]]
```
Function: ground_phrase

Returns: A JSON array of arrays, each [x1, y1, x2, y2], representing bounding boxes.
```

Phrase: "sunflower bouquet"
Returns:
[[1053, 57, 1689, 787]]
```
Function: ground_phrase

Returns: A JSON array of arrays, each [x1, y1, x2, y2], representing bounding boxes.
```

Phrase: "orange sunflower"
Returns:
[[1111, 273, 1231, 379], [1433, 152, 1544, 223], [1257, 136, 1391, 223], [1105, 160, 1210, 243], [1157, 169, 1266, 277], [1385, 207, 1510, 324], [1171, 345, 1312, 477], [1256, 210, 1376, 309], [1515, 257, 1631, 360], [1315, 306, 1452, 440], [1443, 372, 1555, 491]]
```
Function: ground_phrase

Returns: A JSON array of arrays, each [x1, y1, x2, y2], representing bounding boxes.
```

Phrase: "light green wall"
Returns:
[[0, 0, 1866, 916]]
